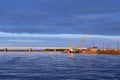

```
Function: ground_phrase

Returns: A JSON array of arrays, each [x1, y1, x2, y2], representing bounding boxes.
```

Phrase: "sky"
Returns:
[[0, 0, 120, 47]]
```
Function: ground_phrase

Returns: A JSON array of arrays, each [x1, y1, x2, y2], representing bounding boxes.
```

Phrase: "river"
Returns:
[[0, 52, 120, 80]]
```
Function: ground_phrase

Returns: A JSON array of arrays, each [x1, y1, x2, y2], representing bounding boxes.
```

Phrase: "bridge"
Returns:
[[0, 46, 68, 52], [0, 46, 68, 49]]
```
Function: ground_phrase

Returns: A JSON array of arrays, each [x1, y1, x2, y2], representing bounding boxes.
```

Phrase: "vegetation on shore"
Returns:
[[97, 49, 120, 55]]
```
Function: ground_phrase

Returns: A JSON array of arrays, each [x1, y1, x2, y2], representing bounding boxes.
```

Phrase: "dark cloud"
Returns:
[[0, 0, 120, 35]]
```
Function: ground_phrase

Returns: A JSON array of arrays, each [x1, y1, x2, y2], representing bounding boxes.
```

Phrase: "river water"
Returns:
[[0, 52, 120, 80]]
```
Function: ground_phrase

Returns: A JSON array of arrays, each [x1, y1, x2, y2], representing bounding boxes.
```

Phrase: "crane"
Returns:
[[65, 36, 88, 53], [68, 38, 74, 52], [78, 36, 88, 49]]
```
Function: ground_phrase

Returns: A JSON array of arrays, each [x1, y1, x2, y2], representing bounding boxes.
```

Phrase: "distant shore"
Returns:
[[0, 47, 120, 55]]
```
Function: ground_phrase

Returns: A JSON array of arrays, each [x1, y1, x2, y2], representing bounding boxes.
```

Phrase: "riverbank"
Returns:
[[0, 48, 120, 55]]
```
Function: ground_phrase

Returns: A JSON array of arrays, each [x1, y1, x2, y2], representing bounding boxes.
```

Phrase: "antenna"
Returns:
[[103, 42, 105, 50], [109, 38, 112, 49], [118, 40, 119, 50], [92, 41, 94, 48]]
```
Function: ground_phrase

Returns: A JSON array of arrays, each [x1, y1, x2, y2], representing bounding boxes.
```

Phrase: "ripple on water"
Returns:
[[0, 52, 120, 80]]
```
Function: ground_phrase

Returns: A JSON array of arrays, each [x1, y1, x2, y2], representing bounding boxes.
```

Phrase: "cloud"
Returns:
[[0, 0, 120, 35], [0, 32, 120, 40], [0, 32, 119, 48]]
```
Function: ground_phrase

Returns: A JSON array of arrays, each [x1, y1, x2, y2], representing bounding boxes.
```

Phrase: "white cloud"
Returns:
[[0, 32, 120, 40]]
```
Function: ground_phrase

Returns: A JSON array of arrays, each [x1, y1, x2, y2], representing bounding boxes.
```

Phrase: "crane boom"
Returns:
[[78, 36, 88, 49], [68, 39, 74, 50]]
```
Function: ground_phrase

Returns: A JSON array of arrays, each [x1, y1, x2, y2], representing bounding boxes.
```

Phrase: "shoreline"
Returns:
[[0, 49, 120, 55], [0, 46, 120, 55]]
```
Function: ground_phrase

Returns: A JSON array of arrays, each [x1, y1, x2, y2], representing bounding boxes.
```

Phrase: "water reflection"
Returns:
[[67, 53, 75, 57]]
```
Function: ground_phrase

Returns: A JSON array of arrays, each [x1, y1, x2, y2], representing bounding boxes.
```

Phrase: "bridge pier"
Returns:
[[54, 48, 56, 52], [28, 48, 32, 52], [3, 48, 7, 52]]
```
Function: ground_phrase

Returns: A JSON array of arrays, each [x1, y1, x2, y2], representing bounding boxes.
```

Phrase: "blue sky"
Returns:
[[0, 0, 120, 47]]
